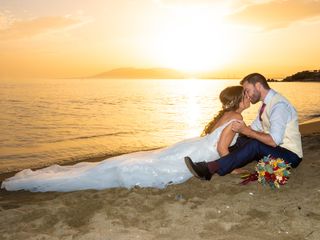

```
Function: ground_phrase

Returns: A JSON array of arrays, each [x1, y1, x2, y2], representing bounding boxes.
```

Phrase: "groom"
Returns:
[[185, 73, 303, 180]]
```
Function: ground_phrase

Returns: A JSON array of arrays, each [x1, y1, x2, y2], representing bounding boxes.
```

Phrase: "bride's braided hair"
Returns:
[[201, 86, 244, 136]]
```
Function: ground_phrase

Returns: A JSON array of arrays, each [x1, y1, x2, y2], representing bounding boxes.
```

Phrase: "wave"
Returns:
[[47, 131, 136, 144], [308, 114, 320, 118]]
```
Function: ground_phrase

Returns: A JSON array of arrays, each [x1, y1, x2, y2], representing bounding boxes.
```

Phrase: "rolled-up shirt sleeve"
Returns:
[[269, 102, 291, 145], [250, 116, 263, 132]]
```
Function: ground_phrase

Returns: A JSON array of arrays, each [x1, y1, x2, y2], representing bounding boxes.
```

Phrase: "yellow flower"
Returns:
[[274, 169, 283, 176], [272, 160, 278, 168], [259, 171, 266, 176]]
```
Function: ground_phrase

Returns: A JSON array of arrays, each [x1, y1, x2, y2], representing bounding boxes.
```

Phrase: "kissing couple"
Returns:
[[185, 73, 303, 181], [2, 73, 303, 192]]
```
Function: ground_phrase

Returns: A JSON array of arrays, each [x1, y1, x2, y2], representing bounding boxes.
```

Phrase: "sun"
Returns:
[[150, 5, 239, 74]]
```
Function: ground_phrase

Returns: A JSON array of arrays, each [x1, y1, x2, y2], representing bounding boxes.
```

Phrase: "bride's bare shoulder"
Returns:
[[214, 111, 243, 130], [224, 111, 243, 121]]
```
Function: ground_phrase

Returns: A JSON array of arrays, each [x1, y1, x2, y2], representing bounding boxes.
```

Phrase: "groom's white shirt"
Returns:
[[250, 89, 296, 146]]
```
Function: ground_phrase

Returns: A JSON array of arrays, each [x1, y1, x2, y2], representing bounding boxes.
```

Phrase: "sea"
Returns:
[[1, 79, 319, 173]]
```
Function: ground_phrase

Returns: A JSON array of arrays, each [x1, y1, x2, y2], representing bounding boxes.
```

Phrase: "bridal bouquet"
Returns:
[[240, 155, 291, 189], [255, 155, 291, 189]]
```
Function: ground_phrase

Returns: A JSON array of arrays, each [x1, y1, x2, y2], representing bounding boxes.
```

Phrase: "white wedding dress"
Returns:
[[1, 120, 238, 192]]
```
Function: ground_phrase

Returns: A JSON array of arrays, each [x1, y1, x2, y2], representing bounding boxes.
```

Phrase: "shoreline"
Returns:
[[1, 118, 319, 184], [1, 119, 320, 239], [299, 117, 320, 136], [0, 148, 161, 183]]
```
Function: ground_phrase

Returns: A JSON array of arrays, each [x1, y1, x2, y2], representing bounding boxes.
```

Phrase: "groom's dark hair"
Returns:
[[240, 73, 270, 90]]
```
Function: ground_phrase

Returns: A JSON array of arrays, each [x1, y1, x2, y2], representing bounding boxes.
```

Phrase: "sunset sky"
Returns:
[[0, 0, 320, 79]]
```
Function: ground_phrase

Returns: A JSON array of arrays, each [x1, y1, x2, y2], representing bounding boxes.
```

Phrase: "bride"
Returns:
[[1, 86, 250, 192]]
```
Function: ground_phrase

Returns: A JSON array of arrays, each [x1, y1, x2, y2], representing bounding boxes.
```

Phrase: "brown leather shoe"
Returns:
[[184, 156, 212, 181]]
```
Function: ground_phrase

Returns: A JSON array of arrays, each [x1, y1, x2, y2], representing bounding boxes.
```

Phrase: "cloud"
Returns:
[[227, 0, 320, 30], [0, 16, 81, 41], [0, 11, 15, 30], [152, 0, 234, 8], [153, 0, 254, 8], [155, 0, 217, 4]]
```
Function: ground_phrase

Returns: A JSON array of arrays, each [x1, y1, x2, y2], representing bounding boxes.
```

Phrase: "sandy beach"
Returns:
[[1, 120, 320, 240]]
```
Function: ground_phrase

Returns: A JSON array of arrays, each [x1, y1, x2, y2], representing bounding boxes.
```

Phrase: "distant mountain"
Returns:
[[282, 70, 320, 82], [91, 68, 187, 79]]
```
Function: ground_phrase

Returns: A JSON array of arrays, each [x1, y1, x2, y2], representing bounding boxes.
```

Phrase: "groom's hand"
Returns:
[[232, 120, 277, 147], [231, 120, 248, 134]]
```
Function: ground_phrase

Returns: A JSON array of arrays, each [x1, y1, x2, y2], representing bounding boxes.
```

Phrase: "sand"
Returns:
[[1, 120, 320, 240]]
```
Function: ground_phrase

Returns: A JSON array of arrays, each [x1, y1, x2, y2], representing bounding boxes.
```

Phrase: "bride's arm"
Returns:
[[217, 124, 237, 157], [217, 115, 242, 157]]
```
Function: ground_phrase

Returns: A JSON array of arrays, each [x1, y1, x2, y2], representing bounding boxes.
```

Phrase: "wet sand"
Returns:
[[1, 120, 320, 240]]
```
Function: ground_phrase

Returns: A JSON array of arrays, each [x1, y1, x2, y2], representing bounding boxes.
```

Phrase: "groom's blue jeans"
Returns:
[[209, 136, 302, 176]]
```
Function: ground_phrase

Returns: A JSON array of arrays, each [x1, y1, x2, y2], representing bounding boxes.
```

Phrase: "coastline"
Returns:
[[1, 118, 319, 182], [299, 117, 320, 136], [0, 119, 320, 239], [0, 148, 162, 183]]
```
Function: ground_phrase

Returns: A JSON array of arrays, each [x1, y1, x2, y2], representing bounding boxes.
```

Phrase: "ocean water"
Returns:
[[0, 79, 319, 173]]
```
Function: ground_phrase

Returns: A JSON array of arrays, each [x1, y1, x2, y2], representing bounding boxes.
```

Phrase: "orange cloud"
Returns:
[[228, 0, 320, 29], [0, 11, 13, 30], [0, 16, 80, 41]]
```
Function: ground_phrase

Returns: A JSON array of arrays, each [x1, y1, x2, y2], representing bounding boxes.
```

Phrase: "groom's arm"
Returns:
[[233, 122, 277, 147], [232, 103, 291, 147], [250, 116, 262, 132]]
